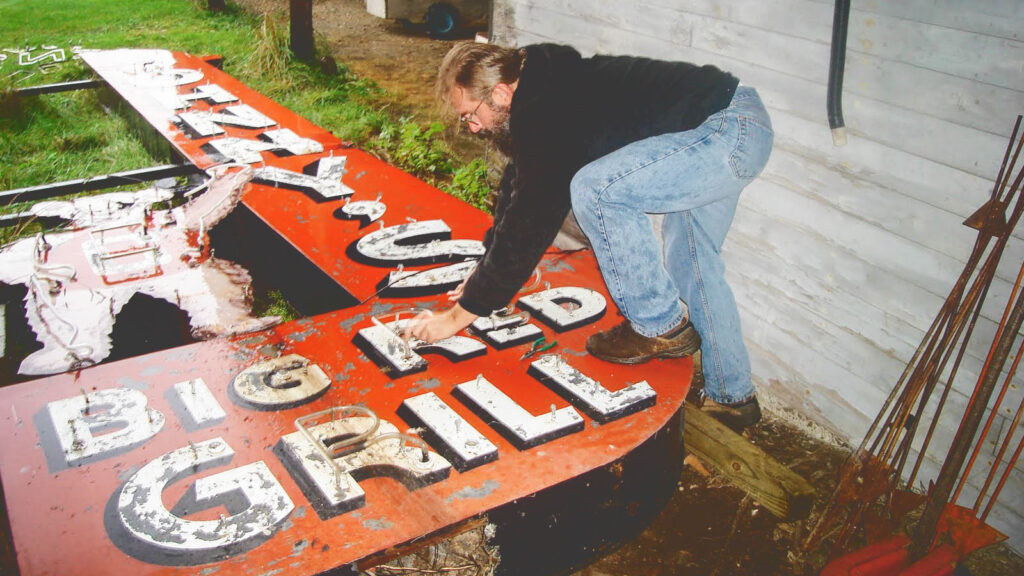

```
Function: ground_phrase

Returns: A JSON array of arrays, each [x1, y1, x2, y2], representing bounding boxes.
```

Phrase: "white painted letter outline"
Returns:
[[400, 392, 498, 471], [204, 128, 323, 164], [253, 156, 354, 201], [231, 354, 331, 409], [171, 378, 227, 429], [529, 354, 656, 423], [116, 438, 293, 560], [277, 415, 451, 517], [177, 104, 277, 137], [517, 286, 606, 332], [354, 220, 484, 265], [469, 310, 543, 348], [355, 318, 486, 377], [45, 388, 165, 467], [454, 375, 583, 449]]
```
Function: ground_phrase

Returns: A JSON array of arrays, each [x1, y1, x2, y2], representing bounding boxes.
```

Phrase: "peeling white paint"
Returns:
[[231, 354, 331, 410], [205, 129, 323, 165], [338, 198, 386, 225], [177, 83, 238, 107], [117, 438, 293, 556], [356, 318, 486, 376], [171, 378, 227, 429], [278, 414, 451, 514], [517, 286, 606, 331], [0, 168, 279, 376], [454, 374, 584, 449], [45, 388, 165, 467], [253, 159, 355, 201], [355, 220, 485, 265], [177, 104, 277, 136], [402, 392, 498, 471], [529, 354, 656, 422], [385, 260, 478, 292]]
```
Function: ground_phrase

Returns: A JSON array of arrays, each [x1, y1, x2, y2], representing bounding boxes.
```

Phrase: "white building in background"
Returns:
[[488, 0, 1024, 552]]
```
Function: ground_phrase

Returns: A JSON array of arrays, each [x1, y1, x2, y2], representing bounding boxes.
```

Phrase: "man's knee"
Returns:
[[569, 169, 593, 215], [569, 163, 609, 215]]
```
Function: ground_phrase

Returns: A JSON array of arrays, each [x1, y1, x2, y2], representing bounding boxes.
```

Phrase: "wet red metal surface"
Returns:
[[0, 257, 692, 575], [0, 50, 694, 575], [80, 50, 489, 302], [241, 149, 491, 301]]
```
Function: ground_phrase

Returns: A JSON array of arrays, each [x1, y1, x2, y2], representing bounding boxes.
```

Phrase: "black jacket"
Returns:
[[459, 44, 738, 316]]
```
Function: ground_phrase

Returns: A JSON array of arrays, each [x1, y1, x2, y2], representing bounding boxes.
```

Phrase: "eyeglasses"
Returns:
[[459, 91, 490, 127]]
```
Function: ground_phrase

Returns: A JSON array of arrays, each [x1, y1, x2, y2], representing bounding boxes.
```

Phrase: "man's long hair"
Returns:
[[435, 42, 526, 119]]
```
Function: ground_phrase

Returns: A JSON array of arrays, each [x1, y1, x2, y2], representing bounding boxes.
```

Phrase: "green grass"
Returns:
[[0, 0, 491, 201]]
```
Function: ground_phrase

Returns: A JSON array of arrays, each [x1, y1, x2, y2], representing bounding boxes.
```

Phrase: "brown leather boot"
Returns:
[[586, 319, 701, 364], [701, 396, 762, 432]]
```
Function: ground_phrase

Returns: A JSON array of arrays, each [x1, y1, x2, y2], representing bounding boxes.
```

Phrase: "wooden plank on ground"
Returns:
[[684, 403, 816, 521]]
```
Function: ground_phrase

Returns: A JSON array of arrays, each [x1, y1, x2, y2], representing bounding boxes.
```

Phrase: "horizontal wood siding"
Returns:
[[492, 0, 1024, 550]]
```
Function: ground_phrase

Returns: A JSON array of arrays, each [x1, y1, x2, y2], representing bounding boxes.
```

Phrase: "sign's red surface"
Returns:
[[0, 50, 693, 575]]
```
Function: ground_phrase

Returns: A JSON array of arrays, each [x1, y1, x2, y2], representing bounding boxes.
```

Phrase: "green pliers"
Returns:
[[520, 337, 557, 360]]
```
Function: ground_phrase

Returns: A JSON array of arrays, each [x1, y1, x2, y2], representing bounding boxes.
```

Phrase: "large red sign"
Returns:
[[0, 50, 694, 575]]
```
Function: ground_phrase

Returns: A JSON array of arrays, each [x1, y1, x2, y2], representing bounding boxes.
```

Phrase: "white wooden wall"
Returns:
[[490, 0, 1024, 552]]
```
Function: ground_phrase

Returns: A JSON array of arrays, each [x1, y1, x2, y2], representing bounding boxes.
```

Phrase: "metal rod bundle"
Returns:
[[807, 116, 1024, 560]]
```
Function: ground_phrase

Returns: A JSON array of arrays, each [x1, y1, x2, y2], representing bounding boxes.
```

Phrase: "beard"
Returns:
[[477, 102, 514, 157]]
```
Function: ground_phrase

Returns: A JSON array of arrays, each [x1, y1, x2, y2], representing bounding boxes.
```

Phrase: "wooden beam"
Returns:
[[290, 0, 315, 62], [684, 403, 816, 521]]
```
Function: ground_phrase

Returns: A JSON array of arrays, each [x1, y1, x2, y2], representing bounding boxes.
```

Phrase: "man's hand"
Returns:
[[403, 303, 478, 343], [447, 277, 468, 302]]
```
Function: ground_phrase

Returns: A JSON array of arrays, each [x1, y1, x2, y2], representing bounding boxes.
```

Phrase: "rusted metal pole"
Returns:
[[909, 276, 1024, 560], [981, 393, 1024, 521], [290, 0, 315, 62], [972, 334, 1024, 513]]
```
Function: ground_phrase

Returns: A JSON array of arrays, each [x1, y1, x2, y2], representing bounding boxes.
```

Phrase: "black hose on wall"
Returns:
[[827, 0, 851, 146]]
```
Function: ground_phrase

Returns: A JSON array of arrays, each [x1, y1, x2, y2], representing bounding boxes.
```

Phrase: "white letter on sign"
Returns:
[[277, 416, 451, 518], [45, 388, 165, 467], [469, 310, 543, 349], [354, 220, 484, 265], [177, 84, 238, 107], [528, 354, 656, 422], [116, 438, 293, 562], [170, 378, 227, 430], [252, 158, 355, 201], [399, 392, 498, 471], [517, 286, 607, 331], [204, 129, 323, 164], [177, 104, 277, 137], [354, 319, 485, 377], [453, 375, 583, 449], [381, 260, 478, 297], [231, 354, 331, 410]]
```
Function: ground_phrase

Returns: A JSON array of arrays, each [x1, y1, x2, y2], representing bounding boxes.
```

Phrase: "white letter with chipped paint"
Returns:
[[517, 286, 606, 331], [354, 220, 484, 265], [277, 416, 450, 517], [45, 388, 165, 467], [453, 375, 583, 449], [116, 438, 293, 560], [231, 354, 331, 410]]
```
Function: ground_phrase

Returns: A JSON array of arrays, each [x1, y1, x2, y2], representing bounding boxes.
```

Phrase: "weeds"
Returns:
[[253, 289, 300, 322], [376, 119, 453, 182], [244, 11, 291, 80], [444, 158, 493, 212]]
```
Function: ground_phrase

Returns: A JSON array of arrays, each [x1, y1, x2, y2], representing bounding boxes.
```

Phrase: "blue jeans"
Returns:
[[570, 86, 773, 404]]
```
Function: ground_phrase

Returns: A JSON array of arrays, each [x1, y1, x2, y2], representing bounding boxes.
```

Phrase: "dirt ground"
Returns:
[[235, 2, 1023, 575]]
